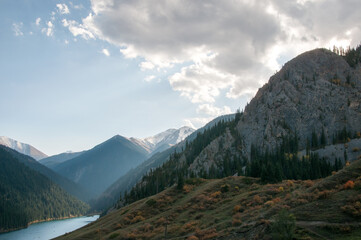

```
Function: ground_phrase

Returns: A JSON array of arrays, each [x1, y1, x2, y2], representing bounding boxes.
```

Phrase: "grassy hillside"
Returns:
[[0, 146, 89, 233], [56, 158, 361, 239]]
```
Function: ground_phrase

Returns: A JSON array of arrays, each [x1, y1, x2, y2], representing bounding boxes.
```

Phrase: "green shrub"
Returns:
[[109, 232, 120, 239], [145, 198, 156, 206], [271, 209, 296, 240]]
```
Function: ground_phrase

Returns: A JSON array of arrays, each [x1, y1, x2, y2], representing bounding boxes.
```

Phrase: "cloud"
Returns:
[[12, 22, 23, 36], [183, 117, 214, 129], [196, 104, 232, 117], [140, 61, 155, 71], [102, 48, 110, 56], [144, 75, 155, 82], [35, 18, 41, 26], [42, 21, 54, 37], [62, 19, 95, 40], [57, 4, 70, 15], [64, 0, 361, 106]]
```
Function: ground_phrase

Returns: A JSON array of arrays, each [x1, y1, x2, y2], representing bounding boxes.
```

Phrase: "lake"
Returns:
[[0, 215, 99, 240]]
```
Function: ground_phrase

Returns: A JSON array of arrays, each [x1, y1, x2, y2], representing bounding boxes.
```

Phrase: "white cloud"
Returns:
[[62, 19, 95, 40], [144, 75, 155, 82], [183, 117, 214, 129], [12, 22, 23, 36], [102, 48, 110, 56], [62, 0, 361, 106], [42, 21, 54, 37], [57, 3, 70, 15], [140, 61, 155, 71], [35, 18, 41, 26], [196, 104, 232, 117]]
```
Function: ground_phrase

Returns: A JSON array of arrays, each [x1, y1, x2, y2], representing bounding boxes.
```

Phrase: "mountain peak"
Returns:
[[0, 136, 47, 160], [129, 126, 195, 155]]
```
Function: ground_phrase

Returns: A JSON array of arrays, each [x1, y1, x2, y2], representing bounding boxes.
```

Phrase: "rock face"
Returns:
[[192, 49, 361, 172], [239, 48, 361, 155]]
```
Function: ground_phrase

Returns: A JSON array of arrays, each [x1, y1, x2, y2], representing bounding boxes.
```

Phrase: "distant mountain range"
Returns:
[[0, 136, 47, 160], [39, 126, 195, 200], [39, 151, 85, 170]]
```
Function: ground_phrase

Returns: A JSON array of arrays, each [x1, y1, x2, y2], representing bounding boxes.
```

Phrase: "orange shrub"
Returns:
[[278, 186, 284, 192], [273, 197, 281, 203], [187, 236, 199, 240], [131, 215, 145, 223], [344, 180, 355, 189], [356, 132, 361, 138], [195, 228, 218, 239], [183, 184, 194, 193], [233, 205, 241, 213], [286, 180, 294, 187], [181, 221, 198, 233], [253, 195, 262, 204], [232, 213, 242, 226], [303, 180, 314, 187], [210, 191, 221, 198], [353, 147, 360, 152]]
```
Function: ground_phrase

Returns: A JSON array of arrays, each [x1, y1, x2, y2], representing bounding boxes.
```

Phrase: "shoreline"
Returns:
[[0, 214, 89, 234]]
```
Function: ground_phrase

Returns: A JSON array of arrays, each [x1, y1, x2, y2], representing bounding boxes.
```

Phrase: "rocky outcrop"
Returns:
[[238, 48, 361, 156]]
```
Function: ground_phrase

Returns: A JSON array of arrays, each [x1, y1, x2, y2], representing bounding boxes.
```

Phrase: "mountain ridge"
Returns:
[[0, 136, 47, 160]]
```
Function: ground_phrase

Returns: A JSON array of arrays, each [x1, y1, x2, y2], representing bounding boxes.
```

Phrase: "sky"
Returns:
[[0, 0, 360, 156]]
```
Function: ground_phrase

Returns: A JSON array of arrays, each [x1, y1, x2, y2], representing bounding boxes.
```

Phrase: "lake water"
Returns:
[[0, 215, 99, 240]]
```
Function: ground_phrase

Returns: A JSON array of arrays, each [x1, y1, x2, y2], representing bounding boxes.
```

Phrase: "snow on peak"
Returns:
[[0, 136, 47, 160], [129, 126, 195, 154]]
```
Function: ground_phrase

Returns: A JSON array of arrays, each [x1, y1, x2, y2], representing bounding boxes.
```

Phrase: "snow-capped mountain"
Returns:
[[130, 126, 195, 155], [0, 136, 48, 160]]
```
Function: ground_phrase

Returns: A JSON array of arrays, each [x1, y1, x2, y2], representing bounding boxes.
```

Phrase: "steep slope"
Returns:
[[0, 145, 88, 233], [92, 115, 234, 211], [237, 48, 361, 156], [56, 159, 361, 240], [130, 126, 195, 155], [39, 151, 85, 170], [0, 136, 47, 160], [0, 145, 91, 202], [54, 135, 149, 199], [189, 48, 361, 174]]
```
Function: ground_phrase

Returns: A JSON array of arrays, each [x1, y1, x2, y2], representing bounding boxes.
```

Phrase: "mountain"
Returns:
[[130, 126, 195, 155], [188, 48, 361, 175], [0, 145, 91, 202], [56, 158, 361, 240], [0, 145, 88, 233], [53, 135, 149, 199], [112, 48, 361, 208], [39, 151, 85, 170], [0, 136, 47, 160], [92, 115, 234, 211]]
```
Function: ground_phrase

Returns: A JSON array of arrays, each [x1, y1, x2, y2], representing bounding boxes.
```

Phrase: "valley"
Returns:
[[1, 43, 361, 240]]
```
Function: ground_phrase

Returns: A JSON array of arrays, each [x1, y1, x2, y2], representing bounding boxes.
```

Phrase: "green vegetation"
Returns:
[[0, 146, 89, 232], [123, 119, 236, 205], [343, 45, 361, 68], [271, 209, 296, 240], [246, 133, 340, 183]]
